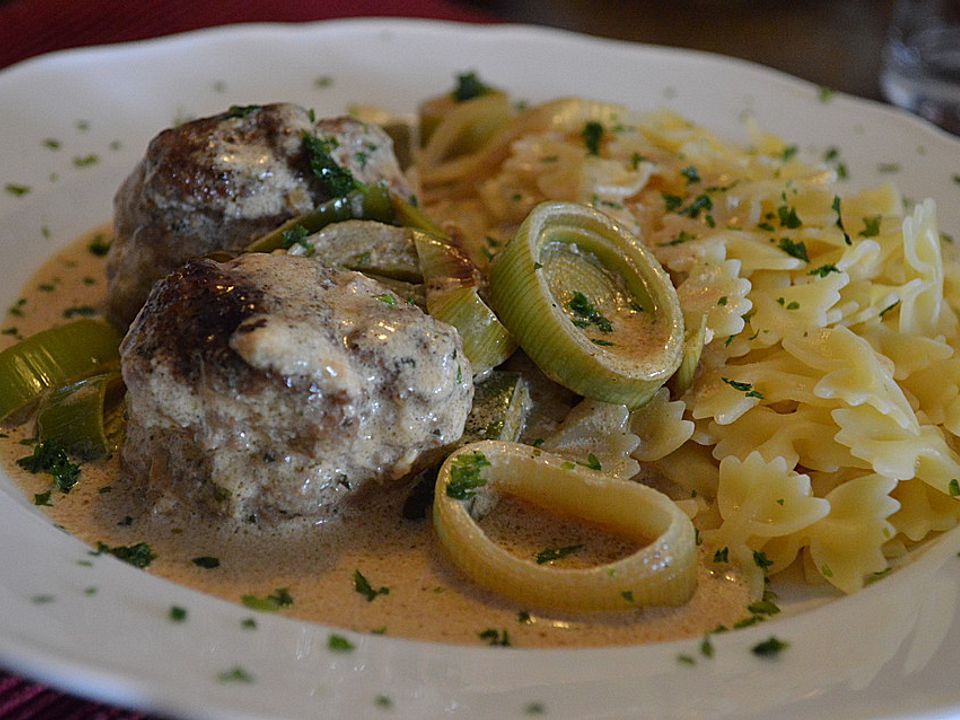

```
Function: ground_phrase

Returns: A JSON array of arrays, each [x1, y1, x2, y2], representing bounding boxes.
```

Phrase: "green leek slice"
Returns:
[[433, 440, 697, 611], [489, 201, 684, 409], [669, 312, 707, 397], [245, 184, 395, 253], [414, 232, 517, 375], [420, 98, 630, 189], [419, 92, 514, 165], [462, 371, 531, 444], [36, 372, 124, 460], [288, 221, 423, 283], [0, 319, 122, 423]]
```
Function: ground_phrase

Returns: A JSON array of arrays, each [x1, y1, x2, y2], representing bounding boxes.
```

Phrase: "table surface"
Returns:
[[0, 0, 904, 717]]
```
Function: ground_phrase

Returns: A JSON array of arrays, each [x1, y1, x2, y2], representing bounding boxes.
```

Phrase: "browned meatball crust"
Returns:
[[108, 103, 412, 326]]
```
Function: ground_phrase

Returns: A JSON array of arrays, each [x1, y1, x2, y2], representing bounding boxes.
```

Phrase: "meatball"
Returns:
[[108, 103, 412, 327], [120, 252, 472, 523]]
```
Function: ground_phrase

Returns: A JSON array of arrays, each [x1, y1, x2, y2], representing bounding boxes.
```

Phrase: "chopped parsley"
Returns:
[[72, 154, 99, 168], [478, 628, 511, 646], [832, 195, 852, 244], [535, 544, 584, 565], [191, 556, 220, 569], [280, 224, 312, 252], [590, 338, 615, 347], [780, 145, 799, 162], [700, 635, 715, 659], [581, 121, 604, 155], [375, 695, 394, 710], [777, 237, 809, 262], [88, 234, 111, 256], [859, 215, 882, 238], [818, 86, 835, 102], [747, 599, 781, 616], [517, 611, 533, 624], [354, 569, 390, 601], [877, 162, 901, 173], [17, 439, 80, 493], [241, 617, 258, 629], [42, 138, 61, 150], [169, 605, 188, 622], [879, 299, 900, 318], [226, 104, 260, 118], [676, 654, 696, 666], [621, 590, 635, 604], [721, 377, 764, 399], [582, 453, 602, 471], [452, 71, 492, 102], [95, 541, 156, 568], [777, 204, 802, 229], [680, 165, 701, 184], [217, 666, 255, 683], [950, 479, 960, 497], [241, 587, 294, 612], [679, 193, 713, 219], [659, 230, 697, 247], [525, 701, 546, 715], [63, 305, 97, 319], [33, 491, 52, 507], [568, 291, 613, 333], [713, 546, 729, 563], [809, 263, 840, 277], [751, 636, 789, 658], [303, 133, 361, 198], [373, 293, 398, 307], [717, 296, 728, 306], [4, 183, 31, 196], [328, 633, 355, 652], [662, 193, 684, 212], [753, 550, 774, 570], [445, 451, 490, 500]]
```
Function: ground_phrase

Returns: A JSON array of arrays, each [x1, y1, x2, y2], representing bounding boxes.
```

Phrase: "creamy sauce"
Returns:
[[1, 228, 751, 648]]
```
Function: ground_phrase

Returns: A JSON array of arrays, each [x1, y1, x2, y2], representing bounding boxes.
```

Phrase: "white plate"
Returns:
[[2, 19, 960, 720]]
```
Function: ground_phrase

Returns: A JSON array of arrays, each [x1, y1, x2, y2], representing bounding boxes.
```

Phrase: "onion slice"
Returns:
[[433, 440, 697, 612]]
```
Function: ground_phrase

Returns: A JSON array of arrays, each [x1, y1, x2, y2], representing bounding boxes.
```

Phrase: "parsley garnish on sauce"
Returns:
[[478, 628, 511, 646], [303, 133, 361, 198], [535, 544, 584, 565], [777, 204, 802, 229], [809, 263, 840, 277], [280, 224, 312, 252], [581, 121, 604, 155], [218, 666, 255, 683], [192, 556, 220, 569], [95, 541, 156, 568], [680, 165, 701, 184], [241, 587, 294, 612], [568, 291, 613, 333], [445, 451, 490, 500], [354, 569, 390, 601], [712, 546, 729, 563], [17, 439, 80, 493], [859, 215, 882, 238], [226, 104, 260, 119]]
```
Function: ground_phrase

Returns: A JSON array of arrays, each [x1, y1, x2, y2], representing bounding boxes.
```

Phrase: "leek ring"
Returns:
[[433, 440, 697, 612]]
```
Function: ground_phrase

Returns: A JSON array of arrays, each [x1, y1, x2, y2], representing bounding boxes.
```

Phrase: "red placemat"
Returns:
[[0, 0, 497, 70], [0, 1, 499, 716]]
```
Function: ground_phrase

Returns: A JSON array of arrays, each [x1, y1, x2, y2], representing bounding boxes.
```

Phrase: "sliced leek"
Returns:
[[36, 372, 124, 460], [433, 440, 697, 611], [489, 201, 684, 409], [414, 232, 517, 375], [288, 221, 423, 283], [0, 319, 122, 423], [420, 98, 631, 190], [245, 184, 395, 253], [461, 371, 531, 444], [669, 312, 707, 397], [420, 92, 514, 166]]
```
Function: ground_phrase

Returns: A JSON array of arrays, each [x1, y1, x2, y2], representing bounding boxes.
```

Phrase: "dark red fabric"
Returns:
[[0, 0, 498, 70]]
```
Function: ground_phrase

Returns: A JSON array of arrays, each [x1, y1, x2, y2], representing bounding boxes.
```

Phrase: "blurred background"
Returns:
[[0, 0, 895, 101]]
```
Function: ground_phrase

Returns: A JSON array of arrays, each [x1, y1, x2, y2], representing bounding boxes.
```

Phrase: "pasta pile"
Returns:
[[424, 100, 960, 596]]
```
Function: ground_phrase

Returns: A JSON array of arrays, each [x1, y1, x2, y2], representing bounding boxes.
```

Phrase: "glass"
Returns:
[[881, 0, 960, 134]]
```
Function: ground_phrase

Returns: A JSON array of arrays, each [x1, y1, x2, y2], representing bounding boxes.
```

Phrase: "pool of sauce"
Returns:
[[0, 227, 750, 648]]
